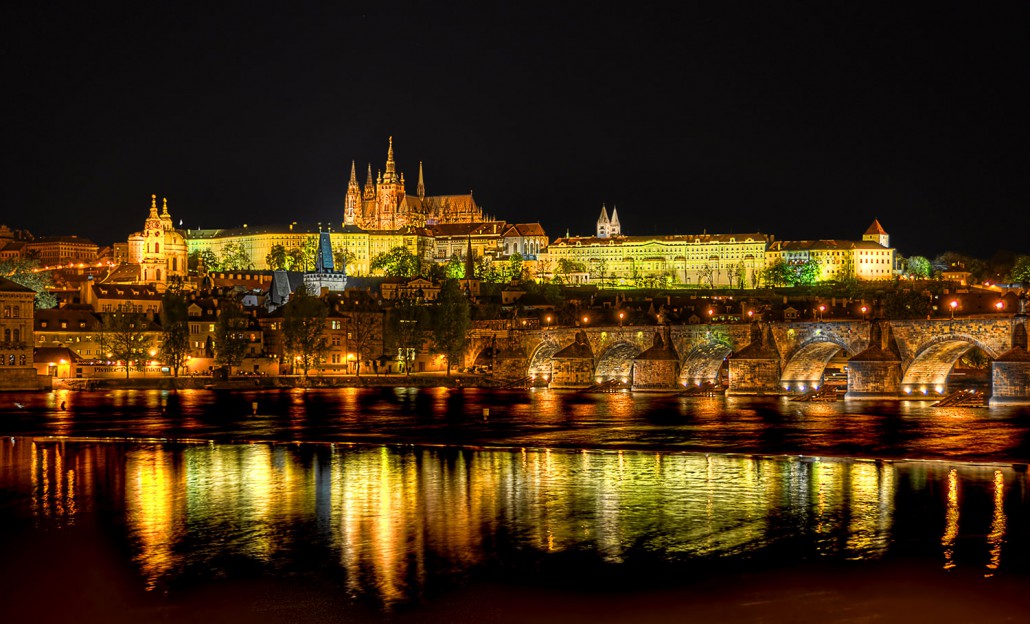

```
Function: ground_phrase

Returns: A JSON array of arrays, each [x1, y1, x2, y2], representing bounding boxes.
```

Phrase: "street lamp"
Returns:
[[860, 305, 868, 320], [949, 299, 958, 320], [545, 314, 553, 328], [582, 315, 589, 326], [995, 301, 1004, 312], [818, 304, 826, 321], [618, 311, 625, 327]]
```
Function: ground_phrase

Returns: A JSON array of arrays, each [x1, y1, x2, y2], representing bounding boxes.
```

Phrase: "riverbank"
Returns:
[[52, 373, 507, 391]]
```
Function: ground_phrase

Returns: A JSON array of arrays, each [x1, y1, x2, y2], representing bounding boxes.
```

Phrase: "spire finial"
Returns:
[[161, 197, 170, 216], [349, 160, 357, 183], [148, 194, 159, 218], [417, 160, 425, 199]]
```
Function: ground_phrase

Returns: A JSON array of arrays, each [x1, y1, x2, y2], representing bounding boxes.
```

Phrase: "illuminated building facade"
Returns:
[[127, 195, 188, 289], [344, 137, 485, 230], [23, 236, 98, 266], [766, 221, 896, 282], [0, 277, 36, 389], [543, 215, 769, 287]]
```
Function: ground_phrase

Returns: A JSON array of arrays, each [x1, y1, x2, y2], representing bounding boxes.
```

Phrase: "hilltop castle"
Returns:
[[344, 137, 485, 230]]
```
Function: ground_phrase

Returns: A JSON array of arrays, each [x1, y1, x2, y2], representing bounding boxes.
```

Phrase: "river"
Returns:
[[0, 388, 1028, 622]]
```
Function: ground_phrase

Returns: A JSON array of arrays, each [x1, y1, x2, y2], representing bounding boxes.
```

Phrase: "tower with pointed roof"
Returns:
[[374, 136, 407, 229], [597, 204, 611, 238], [609, 206, 621, 237], [417, 161, 425, 199], [345, 161, 361, 226], [863, 219, 889, 248]]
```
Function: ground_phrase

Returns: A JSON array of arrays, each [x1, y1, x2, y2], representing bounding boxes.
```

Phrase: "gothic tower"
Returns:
[[597, 204, 611, 238], [344, 160, 361, 226], [417, 160, 425, 199], [375, 136, 407, 229], [609, 206, 621, 237]]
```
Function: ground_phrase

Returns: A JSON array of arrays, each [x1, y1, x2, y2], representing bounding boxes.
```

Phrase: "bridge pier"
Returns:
[[989, 321, 1030, 406], [727, 324, 782, 395], [844, 320, 903, 401]]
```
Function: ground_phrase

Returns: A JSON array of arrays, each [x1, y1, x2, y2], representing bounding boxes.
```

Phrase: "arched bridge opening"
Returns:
[[901, 336, 997, 397], [678, 343, 733, 387], [594, 342, 643, 383], [781, 339, 854, 392], [527, 340, 562, 382]]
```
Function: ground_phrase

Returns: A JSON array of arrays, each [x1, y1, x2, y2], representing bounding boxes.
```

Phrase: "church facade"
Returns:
[[127, 195, 188, 289], [344, 137, 486, 230]]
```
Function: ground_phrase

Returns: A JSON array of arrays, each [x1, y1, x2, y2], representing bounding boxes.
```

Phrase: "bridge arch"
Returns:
[[594, 341, 643, 382], [780, 336, 856, 391], [527, 338, 562, 380], [678, 343, 733, 386], [900, 334, 999, 394]]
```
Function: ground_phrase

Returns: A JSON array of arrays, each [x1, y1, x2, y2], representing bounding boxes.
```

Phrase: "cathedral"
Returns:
[[344, 137, 485, 230]]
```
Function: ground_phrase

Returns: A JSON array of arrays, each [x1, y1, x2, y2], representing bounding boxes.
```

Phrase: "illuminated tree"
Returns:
[[332, 244, 356, 273], [346, 309, 383, 376], [266, 244, 290, 271], [445, 254, 464, 279], [370, 246, 420, 277], [1009, 255, 1030, 285], [555, 258, 586, 283], [906, 256, 932, 279], [219, 241, 253, 271], [0, 257, 56, 309]]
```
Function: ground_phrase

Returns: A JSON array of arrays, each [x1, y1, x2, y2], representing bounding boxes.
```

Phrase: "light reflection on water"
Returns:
[[2, 437, 1026, 607]]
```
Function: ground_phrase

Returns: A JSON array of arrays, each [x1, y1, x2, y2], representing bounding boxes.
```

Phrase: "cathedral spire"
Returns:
[[417, 161, 425, 199], [148, 194, 159, 219], [383, 136, 397, 183], [348, 160, 358, 186], [161, 197, 170, 217]]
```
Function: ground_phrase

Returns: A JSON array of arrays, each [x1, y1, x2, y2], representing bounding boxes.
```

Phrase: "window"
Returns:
[[40, 321, 48, 328]]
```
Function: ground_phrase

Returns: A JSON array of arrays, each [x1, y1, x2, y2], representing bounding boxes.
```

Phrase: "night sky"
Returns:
[[5, 1, 1028, 259]]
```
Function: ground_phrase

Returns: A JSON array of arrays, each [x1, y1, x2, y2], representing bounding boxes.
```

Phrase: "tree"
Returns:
[[697, 264, 716, 289], [795, 259, 820, 285], [0, 258, 57, 309], [282, 284, 328, 379], [882, 290, 933, 320], [346, 309, 383, 376], [190, 249, 219, 273], [555, 258, 586, 283], [444, 254, 464, 279], [219, 242, 253, 271], [295, 236, 319, 272], [430, 279, 471, 375], [213, 298, 250, 374], [508, 252, 525, 283], [370, 246, 420, 277], [159, 282, 190, 377], [266, 244, 290, 271], [386, 298, 429, 376], [906, 256, 932, 279], [106, 309, 154, 379], [332, 244, 356, 274], [1009, 255, 1030, 285]]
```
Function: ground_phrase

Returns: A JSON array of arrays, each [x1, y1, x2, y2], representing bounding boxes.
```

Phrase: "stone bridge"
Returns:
[[465, 317, 1030, 404]]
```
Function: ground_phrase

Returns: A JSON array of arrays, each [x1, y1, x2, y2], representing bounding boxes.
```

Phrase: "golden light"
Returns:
[[995, 301, 1004, 310], [747, 310, 754, 318], [860, 306, 867, 313], [707, 309, 714, 315], [149, 349, 157, 357], [819, 305, 825, 312], [582, 316, 589, 324], [950, 300, 958, 309], [59, 359, 67, 364]]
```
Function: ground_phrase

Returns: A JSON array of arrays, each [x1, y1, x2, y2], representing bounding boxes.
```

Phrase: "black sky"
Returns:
[[4, 1, 1028, 258]]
